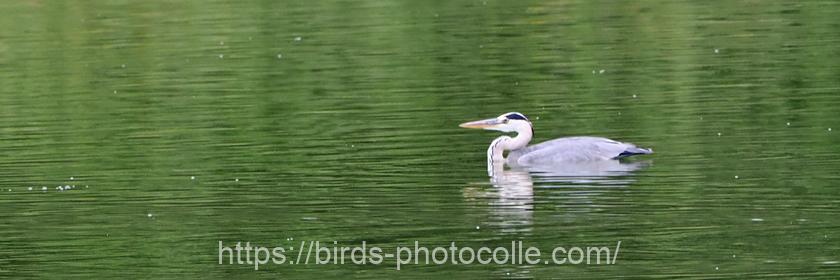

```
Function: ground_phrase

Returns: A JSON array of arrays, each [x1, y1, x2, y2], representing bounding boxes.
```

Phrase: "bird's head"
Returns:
[[459, 112, 531, 133]]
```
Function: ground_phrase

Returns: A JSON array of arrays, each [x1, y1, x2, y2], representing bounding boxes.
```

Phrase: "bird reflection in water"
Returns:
[[465, 158, 650, 234]]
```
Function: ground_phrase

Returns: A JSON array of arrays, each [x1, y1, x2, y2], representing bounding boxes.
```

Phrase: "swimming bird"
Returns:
[[460, 112, 652, 172]]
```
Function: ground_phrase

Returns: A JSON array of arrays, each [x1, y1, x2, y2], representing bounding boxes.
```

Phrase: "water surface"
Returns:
[[1, 1, 839, 279]]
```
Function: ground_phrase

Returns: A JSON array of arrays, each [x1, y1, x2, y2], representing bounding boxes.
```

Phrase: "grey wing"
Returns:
[[511, 137, 650, 164]]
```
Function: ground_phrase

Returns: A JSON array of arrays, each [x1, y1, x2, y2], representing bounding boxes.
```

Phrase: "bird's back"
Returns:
[[508, 136, 651, 165]]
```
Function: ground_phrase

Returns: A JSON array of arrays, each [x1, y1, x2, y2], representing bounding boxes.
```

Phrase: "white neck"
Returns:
[[486, 125, 532, 169]]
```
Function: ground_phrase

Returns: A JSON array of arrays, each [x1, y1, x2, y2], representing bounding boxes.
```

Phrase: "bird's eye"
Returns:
[[502, 119, 509, 124]]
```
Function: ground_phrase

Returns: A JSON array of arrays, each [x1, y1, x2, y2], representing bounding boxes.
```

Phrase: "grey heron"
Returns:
[[460, 112, 653, 173]]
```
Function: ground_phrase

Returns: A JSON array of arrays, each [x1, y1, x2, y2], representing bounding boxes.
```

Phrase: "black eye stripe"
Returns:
[[505, 113, 529, 121]]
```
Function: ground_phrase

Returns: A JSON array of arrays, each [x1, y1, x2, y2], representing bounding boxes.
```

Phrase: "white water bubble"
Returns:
[[751, 218, 763, 222], [147, 213, 153, 218], [277, 53, 283, 59], [735, 175, 739, 179], [219, 54, 224, 59], [475, 226, 480, 230], [714, 49, 719, 54], [599, 69, 605, 74], [28, 187, 33, 191], [294, 36, 302, 41]]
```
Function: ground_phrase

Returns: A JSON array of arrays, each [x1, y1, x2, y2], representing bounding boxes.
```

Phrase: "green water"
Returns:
[[1, 1, 839, 279]]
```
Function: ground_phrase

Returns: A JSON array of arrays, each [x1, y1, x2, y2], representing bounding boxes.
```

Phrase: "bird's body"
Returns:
[[460, 112, 652, 175], [508, 136, 652, 165]]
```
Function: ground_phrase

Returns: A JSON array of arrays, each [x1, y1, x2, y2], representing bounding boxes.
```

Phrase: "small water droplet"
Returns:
[[829, 128, 832, 132], [475, 226, 480, 230], [734, 175, 739, 179], [277, 53, 283, 59], [714, 49, 719, 54], [715, 266, 719, 270], [147, 213, 153, 218], [294, 36, 302, 41], [717, 132, 722, 136], [70, 177, 74, 180], [28, 187, 33, 191], [235, 178, 239, 182], [632, 94, 637, 98], [121, 64, 126, 68], [190, 176, 196, 180], [599, 69, 605, 74], [41, 186, 47, 191], [786, 122, 790, 126], [218, 54, 224, 59], [751, 218, 763, 222]]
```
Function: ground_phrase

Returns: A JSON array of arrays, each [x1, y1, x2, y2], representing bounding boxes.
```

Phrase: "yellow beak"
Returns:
[[459, 118, 501, 129]]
